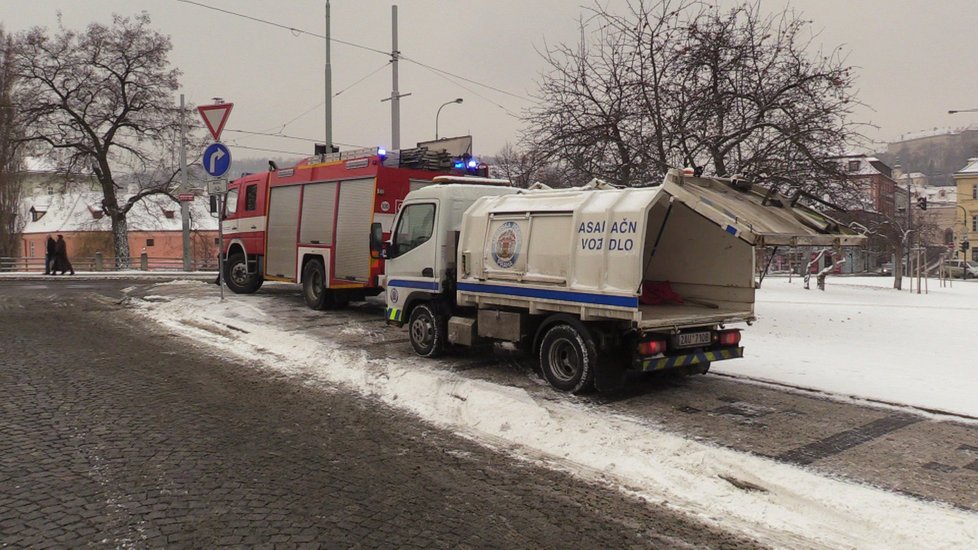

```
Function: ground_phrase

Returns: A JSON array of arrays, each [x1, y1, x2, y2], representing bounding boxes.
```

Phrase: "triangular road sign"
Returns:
[[197, 103, 234, 141]]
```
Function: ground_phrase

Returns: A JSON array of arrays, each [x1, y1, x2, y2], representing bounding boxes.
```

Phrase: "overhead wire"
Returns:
[[411, 64, 522, 119], [174, 0, 389, 56], [223, 144, 309, 156], [399, 55, 532, 103], [264, 61, 390, 134], [175, 0, 533, 112], [334, 61, 391, 98], [190, 122, 367, 148]]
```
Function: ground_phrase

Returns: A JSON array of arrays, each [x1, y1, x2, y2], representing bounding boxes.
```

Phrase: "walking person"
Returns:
[[53, 234, 75, 276], [44, 235, 56, 275]]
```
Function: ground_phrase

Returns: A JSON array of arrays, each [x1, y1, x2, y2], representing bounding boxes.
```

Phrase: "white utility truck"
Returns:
[[370, 168, 864, 392]]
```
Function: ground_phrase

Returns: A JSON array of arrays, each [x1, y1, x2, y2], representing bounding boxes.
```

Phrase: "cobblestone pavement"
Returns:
[[0, 280, 759, 549], [146, 281, 978, 513]]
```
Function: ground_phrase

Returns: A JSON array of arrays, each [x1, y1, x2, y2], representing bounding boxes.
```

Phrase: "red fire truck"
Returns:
[[221, 141, 483, 309]]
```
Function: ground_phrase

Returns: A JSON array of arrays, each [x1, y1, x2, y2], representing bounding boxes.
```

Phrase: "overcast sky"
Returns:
[[5, 0, 978, 162]]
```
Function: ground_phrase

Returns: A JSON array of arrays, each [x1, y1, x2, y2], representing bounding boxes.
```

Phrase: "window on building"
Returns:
[[945, 228, 955, 245], [245, 184, 258, 211], [146, 238, 155, 247], [163, 210, 175, 219], [214, 238, 220, 245], [973, 215, 978, 232], [848, 160, 860, 172], [47, 186, 54, 195], [29, 242, 35, 258], [30, 208, 46, 222], [973, 185, 978, 200]]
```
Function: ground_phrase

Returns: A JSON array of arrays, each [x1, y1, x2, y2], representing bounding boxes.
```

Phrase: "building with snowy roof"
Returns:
[[837, 154, 904, 217], [17, 185, 218, 271]]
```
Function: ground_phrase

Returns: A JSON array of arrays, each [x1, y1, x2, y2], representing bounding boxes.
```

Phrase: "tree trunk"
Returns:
[[111, 214, 131, 269]]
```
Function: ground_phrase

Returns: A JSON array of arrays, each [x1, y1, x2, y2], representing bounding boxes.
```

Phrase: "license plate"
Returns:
[[675, 331, 711, 348]]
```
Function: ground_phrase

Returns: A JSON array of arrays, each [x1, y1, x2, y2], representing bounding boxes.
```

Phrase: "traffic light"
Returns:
[[916, 196, 927, 210], [963, 240, 971, 253]]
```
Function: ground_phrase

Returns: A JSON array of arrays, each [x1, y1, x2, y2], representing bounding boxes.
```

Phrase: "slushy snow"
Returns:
[[133, 275, 978, 548]]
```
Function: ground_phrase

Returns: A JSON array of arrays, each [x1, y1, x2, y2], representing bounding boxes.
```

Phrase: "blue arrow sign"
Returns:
[[203, 142, 231, 178]]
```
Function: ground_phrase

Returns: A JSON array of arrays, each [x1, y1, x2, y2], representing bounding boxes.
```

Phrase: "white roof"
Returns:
[[20, 191, 218, 234], [956, 158, 978, 175]]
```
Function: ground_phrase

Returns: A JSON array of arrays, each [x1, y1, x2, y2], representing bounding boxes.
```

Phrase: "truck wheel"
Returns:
[[225, 252, 263, 294], [408, 303, 446, 358], [539, 324, 596, 393], [303, 259, 329, 310]]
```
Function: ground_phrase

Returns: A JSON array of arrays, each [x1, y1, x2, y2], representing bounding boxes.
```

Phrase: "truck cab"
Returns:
[[378, 182, 518, 324]]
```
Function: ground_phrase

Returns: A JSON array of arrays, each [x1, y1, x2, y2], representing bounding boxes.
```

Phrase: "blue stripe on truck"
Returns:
[[457, 282, 638, 308]]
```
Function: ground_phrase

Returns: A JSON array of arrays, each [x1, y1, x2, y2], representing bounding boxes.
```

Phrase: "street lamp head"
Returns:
[[436, 98, 464, 139]]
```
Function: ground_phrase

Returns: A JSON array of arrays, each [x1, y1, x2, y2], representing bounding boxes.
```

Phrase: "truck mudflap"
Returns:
[[639, 346, 744, 372]]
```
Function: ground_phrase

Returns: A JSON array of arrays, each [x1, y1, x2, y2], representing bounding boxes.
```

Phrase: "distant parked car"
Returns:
[[879, 262, 893, 276], [946, 259, 978, 279]]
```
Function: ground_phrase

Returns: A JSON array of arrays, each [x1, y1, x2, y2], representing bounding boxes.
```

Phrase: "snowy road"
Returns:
[[0, 280, 753, 548], [120, 276, 978, 548]]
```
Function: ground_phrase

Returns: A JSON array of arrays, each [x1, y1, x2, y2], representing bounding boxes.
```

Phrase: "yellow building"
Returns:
[[952, 158, 978, 260]]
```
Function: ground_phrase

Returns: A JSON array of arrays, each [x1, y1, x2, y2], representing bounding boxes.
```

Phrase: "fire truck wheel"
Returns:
[[408, 303, 446, 358], [225, 252, 263, 294], [539, 324, 596, 394], [302, 259, 329, 310]]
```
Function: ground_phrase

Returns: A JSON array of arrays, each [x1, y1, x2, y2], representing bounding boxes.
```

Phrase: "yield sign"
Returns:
[[197, 103, 234, 141]]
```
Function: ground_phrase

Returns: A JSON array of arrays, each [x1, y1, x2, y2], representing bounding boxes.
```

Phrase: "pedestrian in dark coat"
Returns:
[[53, 234, 75, 275], [44, 235, 57, 275]]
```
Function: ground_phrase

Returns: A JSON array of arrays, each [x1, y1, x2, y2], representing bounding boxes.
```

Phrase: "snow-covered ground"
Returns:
[[131, 276, 978, 548], [718, 276, 978, 418]]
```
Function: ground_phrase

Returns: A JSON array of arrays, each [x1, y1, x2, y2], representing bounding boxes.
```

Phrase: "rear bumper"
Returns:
[[638, 346, 744, 372]]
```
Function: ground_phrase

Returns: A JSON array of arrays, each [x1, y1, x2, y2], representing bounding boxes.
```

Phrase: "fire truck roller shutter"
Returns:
[[300, 182, 338, 245], [334, 177, 377, 283], [266, 186, 301, 279]]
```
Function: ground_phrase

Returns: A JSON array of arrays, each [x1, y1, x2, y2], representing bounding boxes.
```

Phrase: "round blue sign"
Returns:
[[203, 142, 232, 178]]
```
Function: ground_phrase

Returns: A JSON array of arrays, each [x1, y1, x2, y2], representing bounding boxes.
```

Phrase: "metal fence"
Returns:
[[0, 254, 219, 273]]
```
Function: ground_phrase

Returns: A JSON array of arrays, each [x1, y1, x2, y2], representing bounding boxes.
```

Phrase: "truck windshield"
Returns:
[[224, 188, 239, 218], [393, 203, 435, 256]]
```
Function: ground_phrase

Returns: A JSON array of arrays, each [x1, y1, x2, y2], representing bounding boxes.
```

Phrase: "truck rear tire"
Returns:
[[408, 303, 446, 358], [539, 324, 596, 393], [225, 252, 263, 294], [302, 259, 347, 310]]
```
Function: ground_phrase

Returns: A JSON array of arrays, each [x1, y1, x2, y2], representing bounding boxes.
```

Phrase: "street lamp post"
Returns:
[[435, 98, 463, 140]]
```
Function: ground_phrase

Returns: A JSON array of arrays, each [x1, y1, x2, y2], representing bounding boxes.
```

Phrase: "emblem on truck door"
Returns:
[[491, 221, 522, 269]]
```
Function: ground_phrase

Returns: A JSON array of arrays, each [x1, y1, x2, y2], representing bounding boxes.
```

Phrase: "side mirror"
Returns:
[[369, 222, 387, 259]]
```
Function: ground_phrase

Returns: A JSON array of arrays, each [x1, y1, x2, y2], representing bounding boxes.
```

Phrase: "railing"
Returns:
[[0, 254, 219, 273]]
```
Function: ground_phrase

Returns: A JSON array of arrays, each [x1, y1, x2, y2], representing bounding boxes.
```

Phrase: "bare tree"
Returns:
[[10, 13, 183, 268], [489, 143, 574, 188], [0, 28, 25, 259], [526, 0, 863, 190]]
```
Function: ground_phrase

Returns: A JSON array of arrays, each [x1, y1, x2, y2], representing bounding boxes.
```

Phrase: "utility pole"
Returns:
[[180, 94, 191, 271], [381, 5, 410, 149], [324, 1, 333, 151]]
